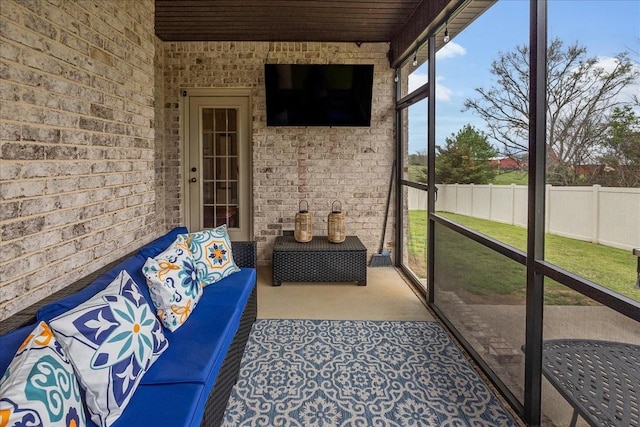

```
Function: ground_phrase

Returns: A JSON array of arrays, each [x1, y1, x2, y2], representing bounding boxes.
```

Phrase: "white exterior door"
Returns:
[[185, 92, 251, 241]]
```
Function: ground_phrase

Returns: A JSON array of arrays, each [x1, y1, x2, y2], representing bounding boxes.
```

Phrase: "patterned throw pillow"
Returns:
[[0, 321, 86, 427], [142, 238, 203, 331], [182, 225, 239, 286], [49, 270, 169, 427]]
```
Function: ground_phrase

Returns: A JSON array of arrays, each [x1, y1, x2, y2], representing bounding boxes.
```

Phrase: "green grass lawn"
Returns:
[[492, 170, 528, 185], [406, 165, 528, 185], [407, 210, 639, 305], [407, 164, 426, 182]]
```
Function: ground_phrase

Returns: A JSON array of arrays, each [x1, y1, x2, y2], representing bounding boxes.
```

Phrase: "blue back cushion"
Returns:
[[138, 227, 189, 259], [0, 323, 35, 375], [36, 254, 149, 323]]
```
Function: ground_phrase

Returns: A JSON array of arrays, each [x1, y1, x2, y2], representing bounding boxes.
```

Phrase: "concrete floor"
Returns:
[[256, 265, 434, 321]]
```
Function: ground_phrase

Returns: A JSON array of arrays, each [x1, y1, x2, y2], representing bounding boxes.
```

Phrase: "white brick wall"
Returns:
[[162, 41, 396, 265], [0, 0, 161, 320]]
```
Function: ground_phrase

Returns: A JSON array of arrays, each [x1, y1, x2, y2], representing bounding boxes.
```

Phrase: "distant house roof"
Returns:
[[489, 157, 521, 170]]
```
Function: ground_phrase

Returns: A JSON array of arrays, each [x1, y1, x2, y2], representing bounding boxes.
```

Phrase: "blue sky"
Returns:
[[407, 0, 640, 155]]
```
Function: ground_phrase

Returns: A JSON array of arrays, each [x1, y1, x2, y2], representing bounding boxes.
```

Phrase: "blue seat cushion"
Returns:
[[87, 382, 207, 427], [141, 304, 239, 385], [199, 268, 257, 310]]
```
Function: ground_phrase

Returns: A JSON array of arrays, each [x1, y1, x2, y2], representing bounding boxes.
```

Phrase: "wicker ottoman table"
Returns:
[[272, 236, 367, 286]]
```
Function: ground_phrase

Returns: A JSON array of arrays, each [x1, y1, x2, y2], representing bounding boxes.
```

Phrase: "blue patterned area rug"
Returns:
[[222, 319, 517, 426]]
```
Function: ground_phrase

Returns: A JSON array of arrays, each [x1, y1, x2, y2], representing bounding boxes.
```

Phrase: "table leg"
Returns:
[[569, 409, 578, 427]]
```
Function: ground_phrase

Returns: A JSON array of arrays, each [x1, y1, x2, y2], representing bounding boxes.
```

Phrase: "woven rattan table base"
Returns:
[[272, 236, 367, 286]]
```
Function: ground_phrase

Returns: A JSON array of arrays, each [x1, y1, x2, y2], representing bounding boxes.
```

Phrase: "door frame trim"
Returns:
[[180, 87, 253, 236]]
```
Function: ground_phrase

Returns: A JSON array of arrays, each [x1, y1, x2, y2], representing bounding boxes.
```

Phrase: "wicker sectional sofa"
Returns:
[[0, 227, 257, 427]]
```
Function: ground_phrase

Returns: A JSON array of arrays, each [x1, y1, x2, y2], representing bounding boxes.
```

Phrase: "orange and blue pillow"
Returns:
[[0, 321, 86, 427], [142, 238, 203, 331], [49, 270, 168, 427], [181, 225, 239, 286]]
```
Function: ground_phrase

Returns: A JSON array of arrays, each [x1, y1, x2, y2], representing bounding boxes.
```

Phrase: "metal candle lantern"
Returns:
[[327, 200, 346, 243], [294, 200, 313, 243]]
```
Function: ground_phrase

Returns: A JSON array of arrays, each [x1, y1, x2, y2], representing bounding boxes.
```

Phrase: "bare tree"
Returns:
[[464, 38, 639, 185]]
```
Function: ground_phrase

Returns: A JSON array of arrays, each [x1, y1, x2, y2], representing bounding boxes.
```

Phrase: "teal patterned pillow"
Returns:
[[142, 238, 203, 331], [49, 270, 169, 427], [182, 225, 240, 286], [0, 321, 86, 427]]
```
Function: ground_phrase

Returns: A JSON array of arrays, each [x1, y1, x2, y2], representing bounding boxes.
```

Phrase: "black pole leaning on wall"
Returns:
[[395, 69, 403, 268]]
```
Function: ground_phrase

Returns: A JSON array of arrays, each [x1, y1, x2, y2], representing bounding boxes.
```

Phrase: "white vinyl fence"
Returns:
[[407, 184, 640, 251]]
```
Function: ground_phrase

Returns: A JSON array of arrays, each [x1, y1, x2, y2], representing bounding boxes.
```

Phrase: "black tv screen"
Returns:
[[265, 64, 374, 127]]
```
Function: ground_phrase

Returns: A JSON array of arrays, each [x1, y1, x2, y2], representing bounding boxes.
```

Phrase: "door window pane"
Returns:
[[203, 182, 214, 205], [227, 109, 237, 131], [203, 159, 213, 182], [228, 134, 238, 155], [215, 109, 227, 130], [229, 158, 238, 180], [215, 157, 226, 179], [216, 135, 228, 155], [203, 134, 213, 156], [202, 109, 213, 131], [202, 108, 240, 229]]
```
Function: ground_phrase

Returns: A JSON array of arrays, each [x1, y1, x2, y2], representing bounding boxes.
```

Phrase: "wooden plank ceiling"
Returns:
[[155, 0, 423, 43]]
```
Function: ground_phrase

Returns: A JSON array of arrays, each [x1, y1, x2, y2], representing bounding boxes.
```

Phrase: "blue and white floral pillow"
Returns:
[[142, 239, 203, 331], [182, 225, 239, 286], [49, 270, 169, 427], [0, 321, 86, 427]]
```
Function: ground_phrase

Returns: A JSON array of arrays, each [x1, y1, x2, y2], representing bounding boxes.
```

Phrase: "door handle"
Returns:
[[190, 177, 197, 183]]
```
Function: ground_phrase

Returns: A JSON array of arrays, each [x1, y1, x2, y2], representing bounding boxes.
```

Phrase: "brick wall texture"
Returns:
[[0, 0, 161, 320], [1, 1, 396, 321]]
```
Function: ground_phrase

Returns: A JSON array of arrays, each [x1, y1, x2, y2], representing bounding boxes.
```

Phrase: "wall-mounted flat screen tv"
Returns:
[[265, 64, 374, 127]]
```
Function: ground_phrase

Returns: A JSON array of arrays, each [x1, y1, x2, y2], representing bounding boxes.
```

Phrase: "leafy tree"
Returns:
[[594, 106, 640, 187], [436, 125, 498, 184], [464, 38, 639, 185]]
